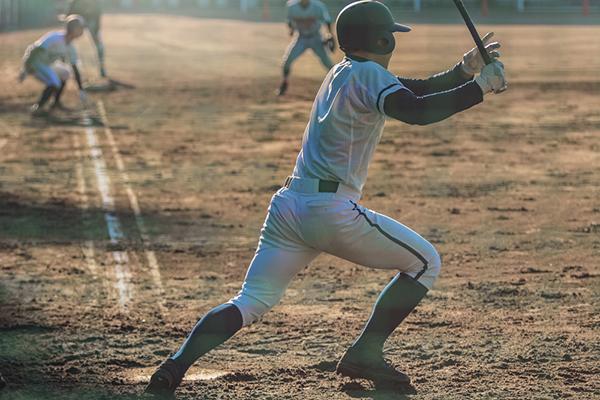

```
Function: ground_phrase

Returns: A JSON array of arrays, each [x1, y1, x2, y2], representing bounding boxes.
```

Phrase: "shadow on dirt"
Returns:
[[0, 191, 106, 243], [84, 78, 136, 93], [341, 380, 416, 399]]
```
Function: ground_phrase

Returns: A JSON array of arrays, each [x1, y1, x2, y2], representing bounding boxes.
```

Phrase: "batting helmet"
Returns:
[[336, 0, 411, 55]]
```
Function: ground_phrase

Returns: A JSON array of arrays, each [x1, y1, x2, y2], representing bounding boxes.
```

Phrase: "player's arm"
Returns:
[[321, 3, 333, 35], [399, 33, 500, 96], [384, 61, 505, 126], [383, 81, 482, 126], [396, 62, 472, 97], [286, 6, 294, 36], [71, 64, 84, 90]]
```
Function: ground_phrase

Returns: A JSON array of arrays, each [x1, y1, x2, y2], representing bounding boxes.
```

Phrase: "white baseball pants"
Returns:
[[282, 34, 334, 74], [31, 61, 70, 88], [229, 177, 441, 326]]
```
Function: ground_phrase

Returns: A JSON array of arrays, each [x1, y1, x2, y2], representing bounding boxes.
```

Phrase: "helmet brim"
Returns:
[[391, 23, 411, 33]]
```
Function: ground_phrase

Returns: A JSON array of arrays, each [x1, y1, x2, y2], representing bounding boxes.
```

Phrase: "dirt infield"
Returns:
[[0, 15, 599, 400]]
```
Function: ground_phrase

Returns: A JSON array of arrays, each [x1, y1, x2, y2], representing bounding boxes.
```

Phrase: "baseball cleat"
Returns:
[[336, 348, 411, 386], [144, 359, 182, 399], [30, 104, 47, 117], [277, 80, 288, 96]]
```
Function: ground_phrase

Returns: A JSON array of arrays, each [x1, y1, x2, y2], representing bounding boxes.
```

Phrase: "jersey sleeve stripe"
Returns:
[[376, 83, 402, 114]]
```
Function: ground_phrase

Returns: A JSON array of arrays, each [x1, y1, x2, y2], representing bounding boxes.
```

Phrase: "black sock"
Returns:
[[352, 273, 428, 356], [37, 86, 56, 108], [171, 303, 243, 376], [53, 81, 66, 105]]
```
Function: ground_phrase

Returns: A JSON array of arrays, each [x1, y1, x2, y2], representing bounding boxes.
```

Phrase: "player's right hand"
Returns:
[[475, 61, 507, 95]]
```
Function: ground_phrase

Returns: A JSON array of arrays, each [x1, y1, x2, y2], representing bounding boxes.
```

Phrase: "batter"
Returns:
[[19, 15, 88, 116], [145, 1, 506, 397], [278, 0, 335, 96]]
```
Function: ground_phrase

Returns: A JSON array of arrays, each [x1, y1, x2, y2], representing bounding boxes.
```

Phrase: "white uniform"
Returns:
[[23, 31, 77, 88], [282, 0, 333, 74], [230, 57, 442, 327]]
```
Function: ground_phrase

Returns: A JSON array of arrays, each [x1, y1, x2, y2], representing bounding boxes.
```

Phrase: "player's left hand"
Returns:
[[461, 32, 501, 76], [324, 36, 336, 53]]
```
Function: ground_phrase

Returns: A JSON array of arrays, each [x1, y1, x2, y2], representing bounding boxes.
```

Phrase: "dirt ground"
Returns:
[[0, 15, 599, 400]]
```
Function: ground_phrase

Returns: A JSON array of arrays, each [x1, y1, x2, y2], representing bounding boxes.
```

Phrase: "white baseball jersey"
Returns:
[[28, 31, 78, 66], [286, 0, 331, 37], [292, 57, 405, 193]]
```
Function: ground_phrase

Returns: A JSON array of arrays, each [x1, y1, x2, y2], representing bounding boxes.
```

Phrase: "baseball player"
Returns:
[[278, 0, 335, 96], [19, 15, 88, 116], [144, 0, 505, 397], [66, 0, 106, 77]]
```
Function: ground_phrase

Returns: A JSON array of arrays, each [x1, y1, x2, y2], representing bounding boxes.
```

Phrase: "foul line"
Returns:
[[73, 135, 100, 278], [97, 101, 166, 314], [83, 114, 133, 311]]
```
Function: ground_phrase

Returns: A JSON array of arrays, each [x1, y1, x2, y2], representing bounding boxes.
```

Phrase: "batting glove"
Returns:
[[462, 32, 501, 76], [475, 60, 507, 95]]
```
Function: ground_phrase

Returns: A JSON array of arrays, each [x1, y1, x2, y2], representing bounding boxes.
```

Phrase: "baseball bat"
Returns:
[[451, 0, 492, 65]]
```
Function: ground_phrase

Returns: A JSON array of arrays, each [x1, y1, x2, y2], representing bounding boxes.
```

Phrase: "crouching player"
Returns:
[[19, 15, 88, 116]]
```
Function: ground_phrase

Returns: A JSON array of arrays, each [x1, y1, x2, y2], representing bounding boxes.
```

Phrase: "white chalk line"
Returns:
[[97, 101, 166, 314], [73, 134, 118, 306], [83, 115, 133, 311]]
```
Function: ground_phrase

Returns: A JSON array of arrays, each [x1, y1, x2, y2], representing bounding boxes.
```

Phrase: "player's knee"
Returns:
[[227, 290, 282, 327], [414, 245, 442, 290]]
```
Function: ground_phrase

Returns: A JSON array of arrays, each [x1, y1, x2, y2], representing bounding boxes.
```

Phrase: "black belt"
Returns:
[[284, 177, 339, 193]]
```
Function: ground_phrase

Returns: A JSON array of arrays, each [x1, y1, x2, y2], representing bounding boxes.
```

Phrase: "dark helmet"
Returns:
[[336, 0, 411, 55]]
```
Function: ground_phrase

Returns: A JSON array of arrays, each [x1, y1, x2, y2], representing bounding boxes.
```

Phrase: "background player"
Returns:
[[278, 0, 335, 96], [66, 0, 107, 77], [144, 0, 506, 397], [18, 15, 88, 116]]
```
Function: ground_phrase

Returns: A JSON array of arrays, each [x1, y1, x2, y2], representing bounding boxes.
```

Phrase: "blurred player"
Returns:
[[278, 0, 335, 96], [144, 1, 505, 398], [67, 0, 106, 77], [19, 15, 88, 116]]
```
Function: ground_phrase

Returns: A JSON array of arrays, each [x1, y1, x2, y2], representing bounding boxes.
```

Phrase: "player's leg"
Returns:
[[310, 36, 334, 70], [321, 201, 441, 384], [145, 189, 320, 397], [31, 63, 62, 115], [145, 246, 319, 397], [49, 62, 72, 110], [89, 22, 106, 77], [279, 37, 307, 96]]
